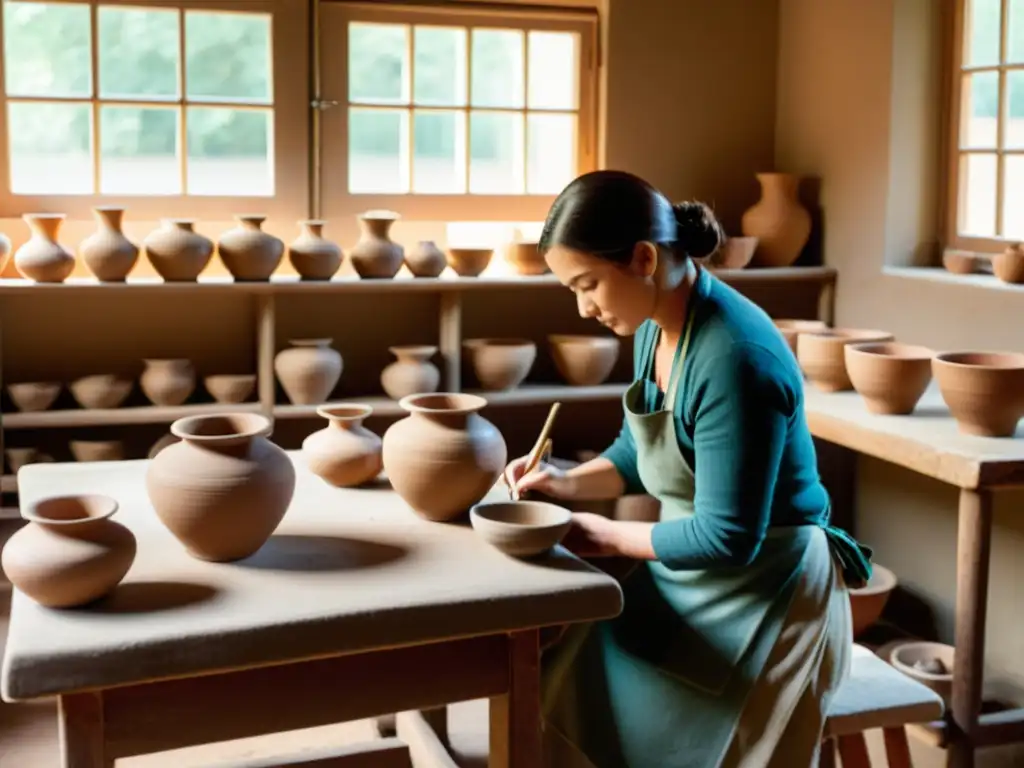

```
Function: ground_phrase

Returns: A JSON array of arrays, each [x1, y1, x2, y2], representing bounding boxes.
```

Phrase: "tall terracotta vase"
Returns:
[[380, 345, 440, 400], [143, 219, 214, 281], [140, 358, 196, 406], [350, 210, 404, 279], [14, 213, 75, 283], [80, 207, 139, 282], [741, 173, 811, 268], [288, 220, 342, 280], [303, 404, 383, 487], [274, 339, 343, 405], [218, 215, 285, 281]]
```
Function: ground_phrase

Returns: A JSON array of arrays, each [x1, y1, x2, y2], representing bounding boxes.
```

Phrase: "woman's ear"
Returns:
[[629, 241, 659, 278]]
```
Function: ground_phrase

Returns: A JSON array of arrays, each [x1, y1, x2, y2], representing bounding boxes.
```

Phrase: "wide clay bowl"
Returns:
[[69, 374, 133, 409], [470, 500, 572, 557], [549, 335, 621, 386], [796, 329, 894, 392], [932, 351, 1024, 437], [848, 563, 897, 637], [845, 343, 934, 415], [464, 338, 537, 390], [773, 319, 829, 355], [890, 641, 955, 704], [713, 236, 758, 269], [447, 248, 494, 277], [6, 381, 61, 412], [504, 241, 547, 275]]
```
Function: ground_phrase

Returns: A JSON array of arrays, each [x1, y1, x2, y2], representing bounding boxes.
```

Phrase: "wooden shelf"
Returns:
[[1, 475, 16, 493], [274, 398, 403, 419], [2, 402, 262, 430]]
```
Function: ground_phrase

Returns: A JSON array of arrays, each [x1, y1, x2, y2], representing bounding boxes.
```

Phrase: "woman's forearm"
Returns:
[[564, 457, 628, 500]]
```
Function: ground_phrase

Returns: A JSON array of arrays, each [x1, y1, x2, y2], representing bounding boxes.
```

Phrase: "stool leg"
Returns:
[[836, 733, 871, 768], [819, 738, 837, 768], [882, 727, 913, 768]]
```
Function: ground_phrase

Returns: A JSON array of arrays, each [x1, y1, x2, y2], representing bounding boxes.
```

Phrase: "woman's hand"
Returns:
[[503, 455, 575, 499], [561, 512, 622, 557]]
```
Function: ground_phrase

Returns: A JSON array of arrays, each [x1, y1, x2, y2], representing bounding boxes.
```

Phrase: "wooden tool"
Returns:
[[510, 402, 561, 500]]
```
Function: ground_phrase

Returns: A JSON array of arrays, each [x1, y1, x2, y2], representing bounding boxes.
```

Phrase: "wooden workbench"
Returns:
[[1, 456, 623, 768]]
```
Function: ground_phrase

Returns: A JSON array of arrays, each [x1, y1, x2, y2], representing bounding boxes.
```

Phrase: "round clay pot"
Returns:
[[464, 338, 537, 390], [69, 439, 124, 462], [890, 642, 955, 705], [741, 173, 812, 268], [80, 207, 139, 282], [796, 329, 894, 392], [140, 358, 196, 406], [350, 210, 404, 279], [1, 494, 136, 608], [6, 381, 61, 412], [380, 345, 440, 400], [711, 236, 758, 269], [288, 220, 342, 281], [204, 374, 256, 404], [942, 250, 979, 275], [382, 393, 507, 522], [993, 243, 1024, 284], [932, 352, 1024, 437], [845, 342, 934, 415], [143, 219, 214, 282], [146, 413, 296, 562], [504, 242, 547, 275], [774, 319, 829, 355], [217, 215, 285, 281], [14, 214, 75, 283], [5, 448, 53, 474], [303, 404, 383, 487], [405, 241, 447, 278], [470, 500, 572, 557], [447, 248, 493, 277], [147, 433, 179, 459], [69, 374, 133, 409], [848, 563, 897, 638], [549, 335, 621, 386], [274, 339, 343, 405]]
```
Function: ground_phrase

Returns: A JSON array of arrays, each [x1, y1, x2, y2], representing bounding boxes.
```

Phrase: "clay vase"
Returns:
[[146, 413, 296, 562], [350, 210, 404, 279], [845, 342, 934, 415], [741, 173, 812, 268], [218, 215, 285, 281], [549, 335, 621, 386], [932, 352, 1024, 437], [464, 338, 537, 390], [6, 381, 61, 412], [303, 404, 383, 487], [1, 494, 136, 608], [382, 393, 507, 522], [69, 374, 133, 409], [288, 220, 342, 280], [796, 329, 894, 392], [14, 214, 75, 283], [504, 242, 547, 275], [380, 345, 441, 400], [144, 219, 214, 282], [274, 339, 343, 405], [405, 241, 446, 278], [80, 207, 139, 282], [993, 243, 1024, 284], [140, 358, 196, 406]]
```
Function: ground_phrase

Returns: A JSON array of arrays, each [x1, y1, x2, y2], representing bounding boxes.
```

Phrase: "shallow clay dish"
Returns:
[[848, 563, 897, 637], [932, 351, 1024, 437], [549, 335, 621, 386], [796, 329, 894, 392], [447, 248, 494, 277], [6, 382, 61, 412], [464, 338, 537, 390], [470, 500, 572, 557], [845, 342, 934, 415], [773, 319, 828, 355], [890, 641, 955, 704], [713, 236, 758, 269], [69, 374, 133, 409]]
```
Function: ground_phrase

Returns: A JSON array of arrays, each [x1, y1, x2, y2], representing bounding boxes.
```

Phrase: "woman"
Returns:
[[505, 170, 872, 768]]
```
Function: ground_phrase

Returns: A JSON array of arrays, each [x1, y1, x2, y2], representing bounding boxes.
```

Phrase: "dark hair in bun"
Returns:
[[671, 201, 724, 260]]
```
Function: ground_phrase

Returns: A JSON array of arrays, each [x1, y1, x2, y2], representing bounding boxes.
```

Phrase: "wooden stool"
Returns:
[[821, 644, 945, 768]]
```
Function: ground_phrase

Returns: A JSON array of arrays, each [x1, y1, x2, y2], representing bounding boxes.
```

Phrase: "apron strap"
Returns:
[[663, 300, 698, 408]]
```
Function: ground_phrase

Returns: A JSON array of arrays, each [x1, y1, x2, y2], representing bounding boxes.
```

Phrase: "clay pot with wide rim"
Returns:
[[143, 219, 214, 282], [380, 345, 440, 400], [350, 210, 404, 279], [504, 242, 547, 275], [796, 329, 894, 392], [845, 342, 934, 415], [1, 494, 136, 608], [774, 319, 829, 355], [405, 241, 447, 278], [993, 243, 1024, 284], [203, 374, 256, 404], [274, 339, 343, 405], [6, 382, 61, 412], [890, 642, 955, 705], [288, 219, 342, 280], [848, 563, 897, 638], [464, 338, 537, 390], [69, 374, 133, 409], [741, 173, 812, 268], [5, 448, 53, 474], [148, 433, 179, 459], [69, 439, 124, 462], [711, 236, 758, 270], [14, 213, 75, 283], [140, 358, 196, 406], [217, 215, 285, 281], [932, 352, 1024, 437], [549, 335, 621, 386], [382, 393, 507, 522], [447, 248, 494, 277], [146, 412, 296, 562], [303, 404, 383, 487], [470, 500, 572, 557], [80, 207, 139, 282]]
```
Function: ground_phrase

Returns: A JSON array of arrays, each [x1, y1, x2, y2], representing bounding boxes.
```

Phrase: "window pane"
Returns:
[[959, 153, 997, 236], [98, 7, 179, 100], [1010, 0, 1024, 63], [1003, 156, 1024, 238], [965, 0, 1001, 67], [961, 72, 999, 149], [3, 2, 90, 97], [527, 113, 575, 194], [413, 26, 466, 106], [469, 111, 524, 193], [1009, 71, 1024, 148], [471, 30, 524, 108], [186, 107, 272, 195], [100, 106, 180, 195], [349, 23, 408, 105], [185, 11, 271, 102], [413, 110, 465, 193], [349, 108, 409, 193], [528, 32, 577, 110], [8, 101, 92, 194]]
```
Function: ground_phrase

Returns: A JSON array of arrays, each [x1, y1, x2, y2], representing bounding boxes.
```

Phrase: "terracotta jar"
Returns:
[[218, 215, 285, 281], [146, 413, 296, 562], [1, 494, 136, 608], [350, 210, 404, 279], [382, 393, 507, 522], [69, 439, 124, 462], [5, 447, 53, 474], [14, 213, 75, 283], [203, 374, 256, 404], [741, 173, 812, 268], [274, 339, 343, 405], [69, 374, 133, 409], [447, 247, 493, 277], [380, 345, 440, 400], [6, 381, 61, 412], [405, 241, 446, 277], [303, 404, 383, 487], [796, 329, 894, 392], [932, 352, 1024, 437], [80, 207, 139, 282], [504, 241, 547, 275], [464, 338, 537, 390], [140, 358, 196, 406], [845, 342, 934, 415], [288, 220, 342, 280], [144, 219, 214, 281], [993, 243, 1024, 284], [549, 335, 621, 386]]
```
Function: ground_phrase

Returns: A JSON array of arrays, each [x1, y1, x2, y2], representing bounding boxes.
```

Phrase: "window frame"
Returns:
[[0, 0, 309, 221]]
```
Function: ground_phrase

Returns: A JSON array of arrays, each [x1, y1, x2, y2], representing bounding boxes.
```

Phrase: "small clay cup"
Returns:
[[796, 329, 894, 392], [447, 248, 494, 277], [932, 351, 1024, 437], [845, 342, 934, 415], [848, 563, 897, 637], [470, 500, 572, 557]]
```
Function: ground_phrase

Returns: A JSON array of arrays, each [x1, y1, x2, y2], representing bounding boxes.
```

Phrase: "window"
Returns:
[[947, 0, 1024, 252]]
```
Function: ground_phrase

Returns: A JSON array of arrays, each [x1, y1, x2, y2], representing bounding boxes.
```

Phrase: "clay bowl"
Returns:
[[6, 381, 61, 412], [204, 374, 257, 404], [932, 351, 1024, 437], [504, 241, 547, 275], [69, 374, 133, 409], [549, 335, 621, 386], [889, 641, 955, 704], [69, 439, 124, 463], [470, 500, 572, 557], [845, 343, 934, 415], [773, 319, 828, 355], [942, 250, 980, 275], [848, 563, 897, 637], [713, 236, 758, 269], [447, 248, 494, 277], [464, 338, 537, 391], [5, 447, 54, 474], [796, 329, 894, 392]]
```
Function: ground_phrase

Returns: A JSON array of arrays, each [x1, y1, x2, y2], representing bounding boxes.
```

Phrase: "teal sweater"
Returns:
[[602, 268, 831, 571]]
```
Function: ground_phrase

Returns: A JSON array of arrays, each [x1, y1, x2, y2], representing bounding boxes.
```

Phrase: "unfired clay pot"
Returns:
[[303, 404, 383, 487], [741, 173, 812, 268], [890, 642, 955, 706], [1, 494, 136, 608], [993, 243, 1024, 284], [350, 210, 404, 279], [470, 500, 572, 557], [146, 413, 296, 562], [464, 338, 536, 390], [288, 220, 342, 280], [405, 241, 447, 278], [774, 319, 829, 355], [140, 358, 196, 406], [204, 374, 256, 404], [69, 374, 133, 409], [143, 219, 214, 282], [848, 563, 897, 638], [380, 345, 440, 400], [504, 242, 547, 275], [382, 393, 507, 522], [447, 248, 493, 277], [6, 382, 61, 412], [796, 329, 894, 392], [845, 342, 934, 415], [932, 352, 1024, 437], [274, 339, 343, 405], [69, 439, 124, 462], [218, 215, 285, 281], [549, 335, 621, 386], [80, 207, 139, 282], [14, 214, 75, 283], [5, 448, 53, 474], [148, 433, 179, 458]]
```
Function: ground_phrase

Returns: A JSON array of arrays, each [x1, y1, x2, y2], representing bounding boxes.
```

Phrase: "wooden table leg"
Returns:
[[58, 692, 110, 768], [489, 629, 542, 768]]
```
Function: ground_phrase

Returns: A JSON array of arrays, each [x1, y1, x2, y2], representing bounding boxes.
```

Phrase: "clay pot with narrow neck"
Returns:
[[144, 219, 214, 281], [405, 241, 446, 277], [14, 214, 75, 283], [140, 358, 196, 406], [350, 210, 404, 279], [274, 339, 343, 405], [380, 345, 440, 400], [80, 207, 139, 282], [146, 413, 296, 562], [382, 393, 507, 522], [288, 220, 342, 280], [741, 173, 812, 268], [303, 404, 383, 487], [217, 215, 285, 281]]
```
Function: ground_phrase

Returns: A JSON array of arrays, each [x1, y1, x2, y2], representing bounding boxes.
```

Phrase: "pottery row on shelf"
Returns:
[[942, 242, 1024, 285]]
